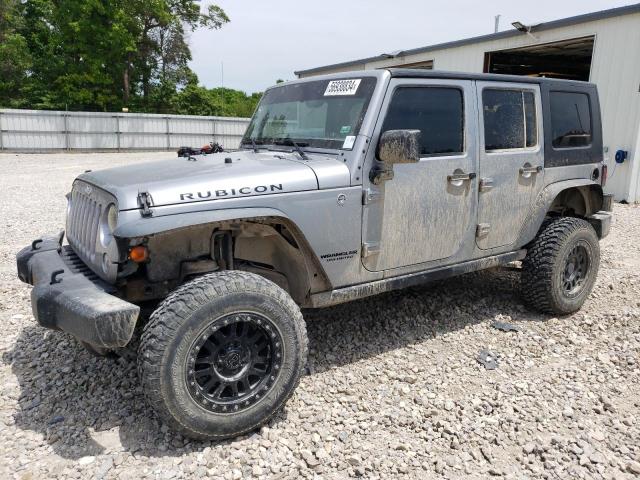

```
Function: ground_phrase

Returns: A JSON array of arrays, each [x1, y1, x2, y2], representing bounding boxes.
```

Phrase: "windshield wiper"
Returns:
[[274, 138, 309, 160], [241, 138, 262, 153]]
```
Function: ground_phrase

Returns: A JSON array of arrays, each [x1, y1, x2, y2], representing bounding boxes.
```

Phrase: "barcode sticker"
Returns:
[[324, 79, 362, 96], [342, 136, 356, 149]]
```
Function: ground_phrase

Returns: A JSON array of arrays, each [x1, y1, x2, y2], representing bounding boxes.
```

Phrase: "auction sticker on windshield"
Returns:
[[342, 136, 356, 149], [324, 79, 361, 96]]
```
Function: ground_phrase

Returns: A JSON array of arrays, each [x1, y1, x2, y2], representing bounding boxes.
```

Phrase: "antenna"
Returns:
[[218, 61, 225, 116]]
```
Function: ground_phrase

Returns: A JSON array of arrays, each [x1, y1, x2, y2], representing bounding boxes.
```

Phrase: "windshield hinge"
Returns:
[[137, 191, 153, 217], [369, 164, 394, 185]]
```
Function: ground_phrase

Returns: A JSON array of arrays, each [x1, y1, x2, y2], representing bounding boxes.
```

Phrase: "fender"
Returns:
[[516, 178, 603, 246], [114, 206, 333, 299], [113, 207, 289, 237]]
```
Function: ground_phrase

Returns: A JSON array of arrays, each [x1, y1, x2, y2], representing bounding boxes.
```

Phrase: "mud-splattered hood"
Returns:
[[78, 150, 350, 211]]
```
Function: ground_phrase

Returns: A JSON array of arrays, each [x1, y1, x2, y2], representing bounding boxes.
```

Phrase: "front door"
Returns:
[[475, 82, 544, 250], [361, 79, 478, 272]]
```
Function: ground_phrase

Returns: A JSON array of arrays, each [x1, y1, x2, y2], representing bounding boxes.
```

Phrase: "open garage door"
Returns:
[[484, 36, 595, 81]]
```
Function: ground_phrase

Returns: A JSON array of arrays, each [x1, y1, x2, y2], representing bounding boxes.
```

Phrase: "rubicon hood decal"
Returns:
[[180, 184, 284, 201]]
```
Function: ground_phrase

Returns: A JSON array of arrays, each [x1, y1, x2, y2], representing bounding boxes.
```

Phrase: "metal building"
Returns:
[[295, 3, 640, 202]]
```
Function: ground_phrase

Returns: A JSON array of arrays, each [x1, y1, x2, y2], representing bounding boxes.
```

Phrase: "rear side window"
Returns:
[[482, 89, 537, 151], [550, 91, 592, 148], [381, 87, 464, 156]]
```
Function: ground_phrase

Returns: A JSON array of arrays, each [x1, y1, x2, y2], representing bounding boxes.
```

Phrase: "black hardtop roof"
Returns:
[[387, 68, 595, 88]]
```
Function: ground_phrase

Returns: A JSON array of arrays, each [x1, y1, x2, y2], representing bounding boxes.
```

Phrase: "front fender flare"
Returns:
[[113, 207, 289, 238], [113, 207, 332, 298]]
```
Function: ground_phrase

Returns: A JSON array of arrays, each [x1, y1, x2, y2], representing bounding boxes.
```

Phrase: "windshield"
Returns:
[[242, 77, 377, 150]]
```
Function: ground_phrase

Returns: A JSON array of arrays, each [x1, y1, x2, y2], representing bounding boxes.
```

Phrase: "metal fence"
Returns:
[[0, 109, 251, 152]]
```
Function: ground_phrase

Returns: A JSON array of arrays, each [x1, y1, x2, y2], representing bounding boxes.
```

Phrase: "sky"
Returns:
[[189, 0, 636, 94]]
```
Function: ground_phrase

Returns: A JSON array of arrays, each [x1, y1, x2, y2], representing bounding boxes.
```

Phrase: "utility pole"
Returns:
[[220, 61, 225, 116], [494, 14, 501, 33]]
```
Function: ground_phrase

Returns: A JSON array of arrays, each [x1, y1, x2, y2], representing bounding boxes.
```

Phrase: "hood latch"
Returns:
[[137, 191, 153, 217]]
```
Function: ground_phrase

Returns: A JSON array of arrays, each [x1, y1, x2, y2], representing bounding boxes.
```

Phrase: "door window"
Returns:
[[381, 87, 464, 156], [482, 89, 537, 151], [550, 91, 591, 148]]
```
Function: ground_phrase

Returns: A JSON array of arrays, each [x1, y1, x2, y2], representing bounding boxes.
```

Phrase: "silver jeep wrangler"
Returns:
[[17, 69, 613, 439]]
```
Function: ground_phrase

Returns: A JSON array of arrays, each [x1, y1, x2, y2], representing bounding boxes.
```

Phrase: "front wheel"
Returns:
[[521, 217, 600, 315], [138, 271, 307, 440]]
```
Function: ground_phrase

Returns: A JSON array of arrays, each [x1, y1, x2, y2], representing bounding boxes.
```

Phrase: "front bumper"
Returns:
[[16, 231, 139, 348]]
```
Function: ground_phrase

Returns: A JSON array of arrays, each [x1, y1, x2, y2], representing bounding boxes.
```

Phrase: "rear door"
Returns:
[[476, 82, 544, 250]]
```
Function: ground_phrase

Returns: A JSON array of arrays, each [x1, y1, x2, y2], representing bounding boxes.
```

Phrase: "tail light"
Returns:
[[601, 164, 608, 187]]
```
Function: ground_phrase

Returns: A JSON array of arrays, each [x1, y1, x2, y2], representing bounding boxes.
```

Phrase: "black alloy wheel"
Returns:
[[562, 243, 591, 297], [186, 313, 283, 413], [138, 271, 308, 440], [521, 216, 600, 315]]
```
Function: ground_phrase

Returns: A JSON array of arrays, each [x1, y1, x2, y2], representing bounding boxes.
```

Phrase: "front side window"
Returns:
[[482, 89, 537, 151], [242, 77, 377, 150], [550, 91, 592, 148], [381, 87, 464, 156]]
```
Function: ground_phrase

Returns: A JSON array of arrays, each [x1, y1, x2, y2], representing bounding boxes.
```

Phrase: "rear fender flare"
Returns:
[[517, 179, 602, 245]]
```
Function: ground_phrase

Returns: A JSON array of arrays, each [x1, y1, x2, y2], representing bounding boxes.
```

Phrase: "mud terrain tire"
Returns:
[[522, 217, 600, 315], [138, 271, 307, 440]]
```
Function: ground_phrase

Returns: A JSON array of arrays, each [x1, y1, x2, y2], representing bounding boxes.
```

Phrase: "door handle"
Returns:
[[447, 171, 476, 183], [519, 165, 543, 176]]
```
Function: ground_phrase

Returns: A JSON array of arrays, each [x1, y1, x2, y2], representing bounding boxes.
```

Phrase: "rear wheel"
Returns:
[[521, 217, 600, 315], [138, 271, 307, 440]]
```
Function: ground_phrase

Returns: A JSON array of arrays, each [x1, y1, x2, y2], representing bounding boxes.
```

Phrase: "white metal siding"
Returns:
[[0, 109, 251, 152], [300, 12, 640, 201]]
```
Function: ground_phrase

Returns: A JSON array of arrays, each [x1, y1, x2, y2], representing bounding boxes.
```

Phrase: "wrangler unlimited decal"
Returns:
[[180, 184, 284, 201], [320, 250, 358, 262]]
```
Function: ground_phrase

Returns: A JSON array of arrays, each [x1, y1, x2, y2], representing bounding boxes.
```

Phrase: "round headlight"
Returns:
[[107, 203, 118, 231], [99, 203, 118, 247]]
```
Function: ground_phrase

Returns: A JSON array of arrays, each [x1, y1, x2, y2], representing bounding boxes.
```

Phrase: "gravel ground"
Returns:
[[1, 152, 639, 480]]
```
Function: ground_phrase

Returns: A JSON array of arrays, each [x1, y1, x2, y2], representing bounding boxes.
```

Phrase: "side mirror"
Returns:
[[371, 129, 421, 184]]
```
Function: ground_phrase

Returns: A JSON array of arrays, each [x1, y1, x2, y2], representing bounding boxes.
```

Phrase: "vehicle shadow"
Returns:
[[4, 267, 536, 460], [303, 266, 532, 375], [4, 326, 257, 460]]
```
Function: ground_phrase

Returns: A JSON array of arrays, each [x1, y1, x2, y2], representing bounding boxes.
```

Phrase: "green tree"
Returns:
[[173, 84, 262, 118], [121, 0, 228, 107], [0, 1, 262, 118], [13, 0, 140, 110], [0, 0, 230, 112], [0, 0, 33, 107]]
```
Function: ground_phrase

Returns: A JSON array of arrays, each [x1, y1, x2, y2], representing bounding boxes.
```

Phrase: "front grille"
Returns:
[[67, 189, 102, 262], [66, 180, 118, 282]]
